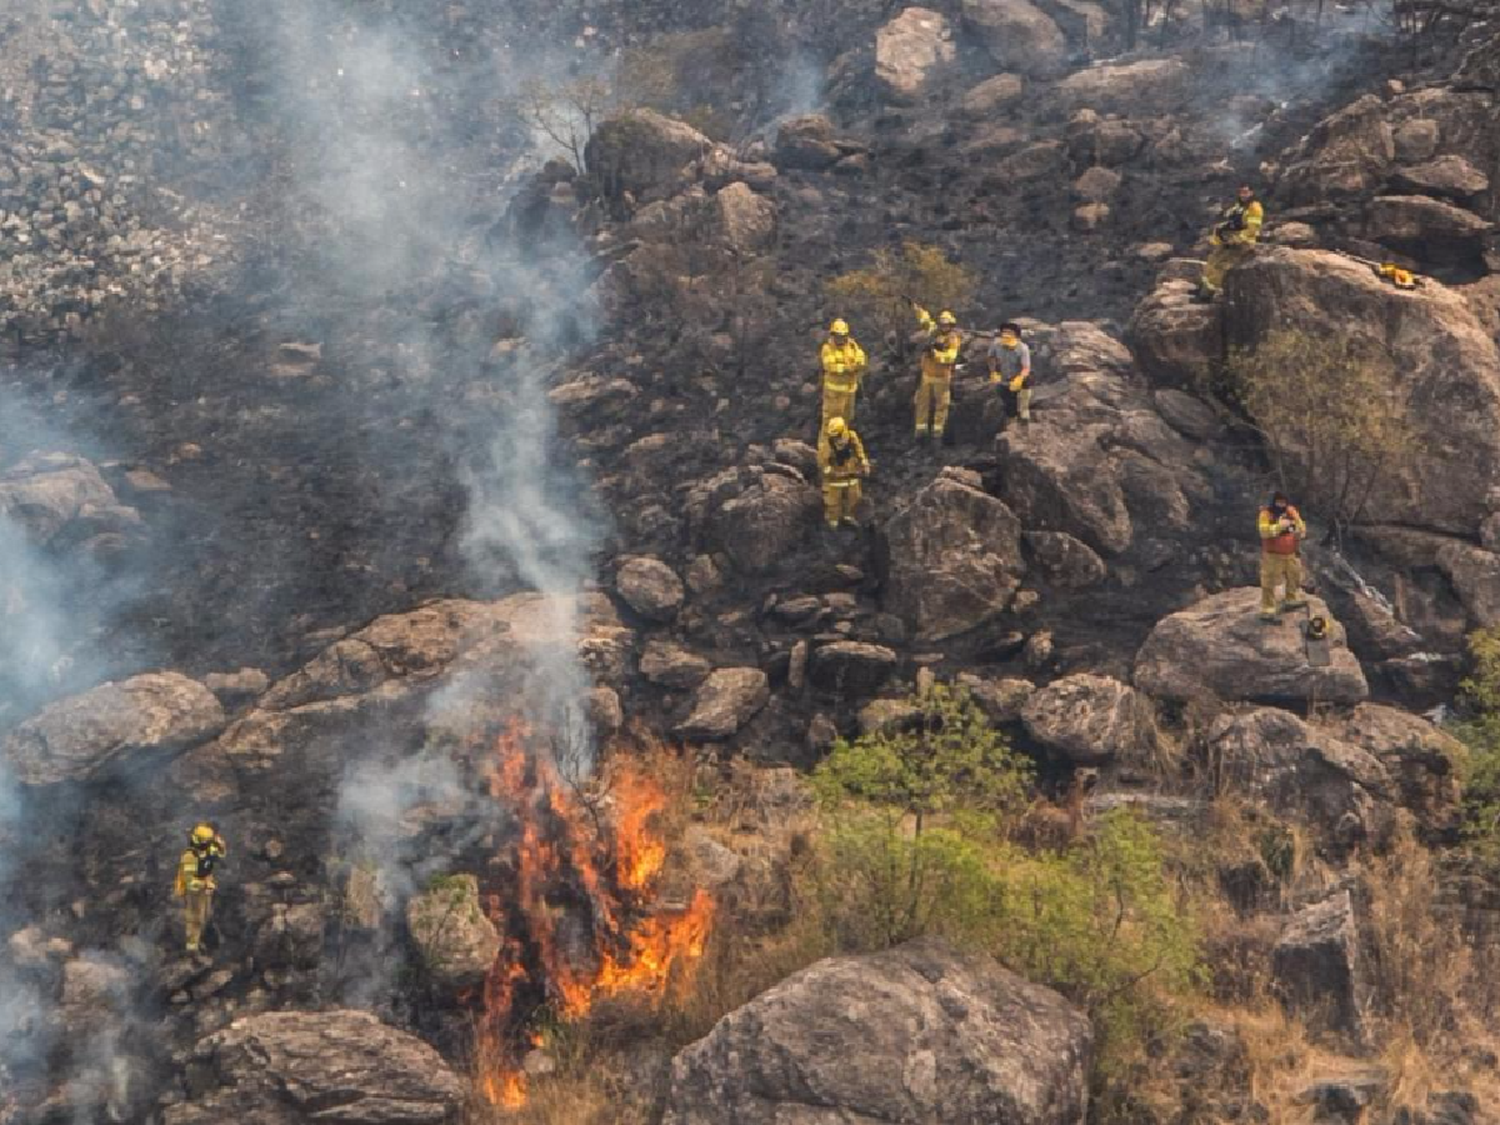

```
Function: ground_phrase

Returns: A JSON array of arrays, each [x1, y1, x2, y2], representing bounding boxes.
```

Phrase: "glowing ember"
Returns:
[[473, 720, 714, 1109]]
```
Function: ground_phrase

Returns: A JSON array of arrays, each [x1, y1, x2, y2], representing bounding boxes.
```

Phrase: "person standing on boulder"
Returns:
[[174, 822, 227, 955], [988, 322, 1033, 427], [913, 305, 961, 442], [1257, 492, 1308, 622], [1200, 184, 1264, 300], [820, 319, 868, 428], [819, 416, 869, 529]]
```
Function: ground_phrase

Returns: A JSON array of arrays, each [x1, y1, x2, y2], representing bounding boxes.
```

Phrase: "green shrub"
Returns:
[[805, 685, 1202, 1081], [1456, 629, 1500, 861]]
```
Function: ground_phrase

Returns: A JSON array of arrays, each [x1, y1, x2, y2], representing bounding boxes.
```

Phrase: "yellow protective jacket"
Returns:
[[1213, 199, 1264, 246], [174, 837, 227, 897], [819, 432, 869, 482], [1258, 504, 1305, 555], [914, 308, 961, 380], [820, 338, 867, 392]]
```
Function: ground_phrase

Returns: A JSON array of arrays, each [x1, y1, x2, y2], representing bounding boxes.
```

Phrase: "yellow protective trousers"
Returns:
[[183, 887, 213, 951], [914, 376, 951, 435], [823, 478, 862, 526], [822, 381, 858, 428], [1259, 553, 1303, 615], [1203, 242, 1254, 293]]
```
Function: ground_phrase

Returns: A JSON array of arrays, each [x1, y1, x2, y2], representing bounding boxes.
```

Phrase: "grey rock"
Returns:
[[163, 1010, 463, 1125], [875, 7, 957, 103], [961, 0, 1068, 78], [663, 938, 1092, 1125], [616, 556, 686, 622], [640, 640, 712, 690], [1272, 891, 1365, 1038], [676, 668, 770, 741], [809, 642, 898, 697], [956, 674, 1036, 724], [1024, 531, 1107, 588], [1022, 673, 1159, 766], [1134, 589, 1368, 704], [406, 874, 502, 993], [4, 673, 227, 785]]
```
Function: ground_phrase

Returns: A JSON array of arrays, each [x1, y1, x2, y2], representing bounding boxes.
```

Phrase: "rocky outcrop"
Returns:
[[875, 8, 957, 103], [713, 183, 778, 254], [877, 468, 1025, 642], [172, 595, 633, 804], [1366, 194, 1491, 264], [772, 115, 863, 171], [615, 556, 686, 622], [1022, 673, 1159, 766], [689, 467, 820, 575], [406, 874, 502, 993], [1125, 273, 1221, 387], [586, 110, 713, 201], [960, 73, 1026, 117], [1024, 530, 1107, 588], [1279, 94, 1394, 205], [809, 642, 898, 697], [1223, 248, 1500, 536], [663, 938, 1092, 1125], [1051, 60, 1190, 116], [960, 0, 1068, 79], [1272, 891, 1366, 1039], [1134, 590, 1368, 704], [1000, 422, 1132, 555], [163, 1010, 464, 1125], [1205, 708, 1393, 852], [640, 639, 712, 689], [675, 668, 770, 741], [1436, 541, 1500, 628], [1335, 704, 1464, 840], [4, 673, 226, 786]]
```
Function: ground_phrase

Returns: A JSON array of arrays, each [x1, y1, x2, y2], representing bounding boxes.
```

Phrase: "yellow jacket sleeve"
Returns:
[[851, 341, 867, 370], [1242, 202, 1264, 242], [1258, 510, 1278, 540], [851, 433, 869, 472], [915, 306, 934, 332], [821, 342, 844, 376], [175, 851, 196, 897], [931, 332, 960, 365]]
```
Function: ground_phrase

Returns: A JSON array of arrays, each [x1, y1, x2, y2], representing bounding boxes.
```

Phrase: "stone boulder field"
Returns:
[[2, 0, 1500, 1123]]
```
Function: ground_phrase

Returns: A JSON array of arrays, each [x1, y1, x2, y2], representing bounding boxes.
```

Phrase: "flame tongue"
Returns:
[[474, 720, 715, 1108]]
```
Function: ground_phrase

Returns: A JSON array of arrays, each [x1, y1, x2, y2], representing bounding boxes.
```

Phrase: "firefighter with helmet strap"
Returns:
[[820, 318, 868, 428], [819, 416, 870, 529], [174, 823, 227, 954], [1257, 492, 1308, 622], [1201, 184, 1264, 299]]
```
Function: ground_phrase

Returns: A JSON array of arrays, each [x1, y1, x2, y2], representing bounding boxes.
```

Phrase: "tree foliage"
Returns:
[[511, 77, 615, 176], [1222, 330, 1415, 542], [825, 242, 977, 357], [1455, 629, 1500, 861]]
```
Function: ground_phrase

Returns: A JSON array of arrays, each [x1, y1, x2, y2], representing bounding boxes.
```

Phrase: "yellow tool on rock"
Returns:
[[1376, 262, 1421, 290]]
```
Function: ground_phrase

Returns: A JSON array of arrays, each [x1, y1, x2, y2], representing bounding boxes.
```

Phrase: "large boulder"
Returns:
[[809, 642, 898, 697], [960, 73, 1026, 117], [675, 668, 770, 741], [1389, 154, 1489, 201], [1125, 274, 1222, 387], [405, 874, 502, 993], [640, 639, 713, 690], [712, 183, 778, 254], [1278, 94, 1394, 206], [960, 0, 1068, 79], [1051, 60, 1190, 116], [773, 115, 850, 171], [691, 468, 821, 575], [875, 7, 957, 103], [1436, 541, 1500, 628], [0, 452, 126, 545], [1271, 891, 1365, 1039], [1223, 248, 1500, 536], [1134, 589, 1368, 704], [663, 938, 1092, 1125], [1000, 423, 1132, 555], [1334, 704, 1464, 841], [1204, 708, 1393, 851], [4, 673, 226, 786], [1365, 195, 1491, 264], [615, 556, 686, 622], [1021, 674, 1159, 766], [877, 468, 1025, 643], [586, 110, 712, 201], [1023, 530, 1107, 588], [163, 1010, 463, 1125]]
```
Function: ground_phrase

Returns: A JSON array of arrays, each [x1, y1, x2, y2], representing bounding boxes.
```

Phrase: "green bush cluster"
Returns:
[[825, 242, 977, 355], [1455, 629, 1500, 861], [804, 685, 1203, 1080]]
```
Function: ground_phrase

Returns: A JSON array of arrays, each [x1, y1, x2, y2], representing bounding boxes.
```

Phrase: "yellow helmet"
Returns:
[[826, 416, 848, 438], [938, 310, 957, 327], [190, 823, 216, 847], [830, 319, 849, 336]]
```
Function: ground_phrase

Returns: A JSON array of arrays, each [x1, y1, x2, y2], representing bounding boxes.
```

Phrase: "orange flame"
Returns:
[[473, 719, 714, 1110]]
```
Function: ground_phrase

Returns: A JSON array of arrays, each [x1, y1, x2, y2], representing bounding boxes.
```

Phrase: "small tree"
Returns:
[[1222, 330, 1416, 544], [825, 242, 977, 360], [512, 77, 615, 176]]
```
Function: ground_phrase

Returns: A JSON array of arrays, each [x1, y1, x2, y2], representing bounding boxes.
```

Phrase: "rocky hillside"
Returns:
[[2, 0, 1500, 1122]]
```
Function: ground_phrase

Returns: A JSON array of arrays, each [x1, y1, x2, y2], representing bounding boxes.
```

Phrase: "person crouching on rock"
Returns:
[[988, 322, 1033, 427], [175, 822, 227, 955], [820, 416, 870, 530], [1257, 492, 1308, 622], [1199, 184, 1264, 300]]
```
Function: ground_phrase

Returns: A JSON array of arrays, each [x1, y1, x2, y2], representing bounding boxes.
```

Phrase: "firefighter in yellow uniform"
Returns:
[[819, 416, 869, 529], [1257, 492, 1308, 622], [913, 306, 961, 440], [820, 319, 868, 427], [1201, 184, 1264, 298], [174, 823, 227, 954]]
